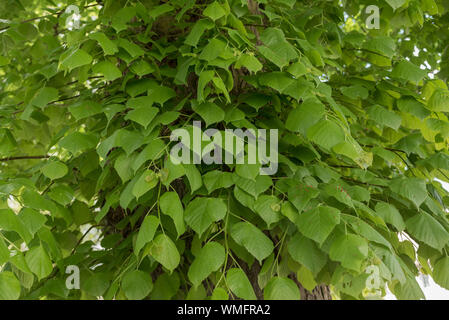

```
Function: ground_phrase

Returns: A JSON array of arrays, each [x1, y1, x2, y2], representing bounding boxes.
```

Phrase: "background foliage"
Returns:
[[1, 0, 449, 300]]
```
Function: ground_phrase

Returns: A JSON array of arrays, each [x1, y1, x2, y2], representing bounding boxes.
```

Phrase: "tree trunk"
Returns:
[[239, 259, 332, 300], [297, 283, 332, 300]]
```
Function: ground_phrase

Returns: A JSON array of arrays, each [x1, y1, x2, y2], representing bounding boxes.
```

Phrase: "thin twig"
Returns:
[[344, 47, 391, 60], [71, 224, 100, 255], [341, 176, 386, 188], [0, 3, 101, 32], [0, 155, 49, 162]]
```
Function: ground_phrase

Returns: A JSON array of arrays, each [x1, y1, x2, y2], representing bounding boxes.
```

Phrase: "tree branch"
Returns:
[[247, 0, 263, 45], [341, 176, 386, 188], [0, 155, 50, 162], [0, 3, 101, 32]]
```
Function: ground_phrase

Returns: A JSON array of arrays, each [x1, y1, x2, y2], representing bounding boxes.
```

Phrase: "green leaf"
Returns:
[[89, 32, 118, 55], [283, 79, 313, 101], [288, 233, 327, 275], [160, 192, 185, 238], [0, 238, 10, 265], [340, 85, 369, 100], [234, 186, 255, 208], [0, 272, 21, 300], [135, 215, 159, 255], [197, 70, 215, 102], [126, 79, 155, 97], [258, 46, 288, 69], [307, 119, 345, 150], [92, 61, 122, 81], [147, 84, 176, 105], [394, 275, 425, 300], [235, 163, 260, 181], [185, 19, 214, 47], [253, 195, 282, 228], [389, 177, 427, 208], [296, 206, 340, 245], [203, 2, 226, 21], [125, 106, 159, 128], [433, 257, 449, 290], [31, 87, 58, 108], [422, 0, 438, 14], [393, 133, 425, 156], [375, 202, 405, 231], [258, 72, 294, 93], [126, 95, 152, 108], [114, 153, 134, 183], [122, 270, 153, 300], [211, 287, 229, 300], [68, 100, 103, 121], [186, 284, 207, 299], [0, 209, 32, 243], [203, 170, 234, 194], [71, 201, 92, 226], [329, 234, 368, 272], [132, 169, 159, 199], [149, 4, 174, 19], [406, 212, 449, 251], [427, 88, 449, 112], [161, 158, 185, 186], [332, 141, 360, 161], [342, 214, 392, 249], [259, 27, 298, 67], [241, 93, 270, 111], [150, 272, 180, 300], [397, 97, 430, 119], [192, 102, 225, 127], [391, 60, 426, 83], [111, 7, 136, 33], [59, 132, 98, 154], [149, 234, 180, 272], [286, 98, 325, 133], [188, 242, 225, 287], [212, 76, 231, 103], [60, 49, 93, 72], [117, 38, 144, 58], [54, 186, 78, 210], [185, 198, 227, 237], [264, 277, 301, 300], [280, 201, 298, 223], [385, 0, 406, 10], [83, 273, 110, 297], [296, 266, 317, 291], [184, 164, 203, 193], [19, 208, 47, 236], [230, 222, 274, 263], [234, 175, 272, 198], [367, 105, 402, 130], [0, 128, 17, 154], [102, 132, 130, 160], [25, 245, 53, 280], [287, 61, 307, 78], [41, 161, 68, 180], [235, 54, 262, 73], [0, 56, 10, 67], [226, 268, 256, 300], [131, 60, 154, 77], [199, 39, 227, 62]]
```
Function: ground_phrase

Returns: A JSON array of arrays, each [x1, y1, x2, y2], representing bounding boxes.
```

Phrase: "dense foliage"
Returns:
[[1, 0, 449, 300]]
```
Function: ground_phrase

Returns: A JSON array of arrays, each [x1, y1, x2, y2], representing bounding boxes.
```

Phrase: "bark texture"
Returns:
[[238, 259, 332, 300]]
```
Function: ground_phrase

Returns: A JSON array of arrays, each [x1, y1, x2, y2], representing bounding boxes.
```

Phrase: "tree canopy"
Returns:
[[1, 0, 449, 300]]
